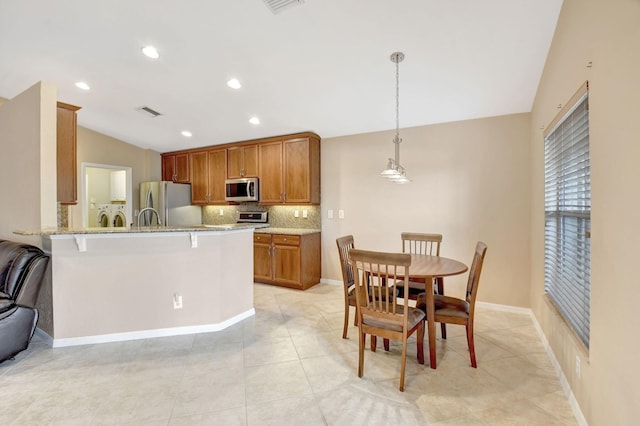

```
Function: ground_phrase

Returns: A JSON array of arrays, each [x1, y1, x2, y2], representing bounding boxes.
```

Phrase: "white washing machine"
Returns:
[[110, 204, 129, 227], [97, 204, 112, 227]]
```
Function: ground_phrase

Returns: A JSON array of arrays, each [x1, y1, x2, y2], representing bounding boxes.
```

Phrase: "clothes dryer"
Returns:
[[97, 204, 112, 227], [111, 204, 129, 227]]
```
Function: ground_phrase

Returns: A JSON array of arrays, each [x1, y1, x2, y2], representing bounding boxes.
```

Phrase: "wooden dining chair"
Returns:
[[349, 249, 425, 391], [416, 241, 488, 368], [398, 233, 448, 338], [336, 235, 358, 339], [399, 232, 443, 300]]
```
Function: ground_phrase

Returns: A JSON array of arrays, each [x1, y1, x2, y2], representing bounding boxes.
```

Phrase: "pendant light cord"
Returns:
[[395, 55, 400, 145]]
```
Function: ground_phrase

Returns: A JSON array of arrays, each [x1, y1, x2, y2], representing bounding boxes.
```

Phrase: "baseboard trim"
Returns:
[[529, 311, 588, 426], [48, 308, 255, 348], [34, 327, 53, 346], [476, 301, 531, 315], [475, 301, 586, 424], [320, 278, 342, 286], [477, 301, 586, 425]]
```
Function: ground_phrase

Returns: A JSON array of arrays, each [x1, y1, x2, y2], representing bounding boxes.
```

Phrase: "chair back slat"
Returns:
[[466, 242, 488, 309], [401, 233, 442, 256], [336, 235, 355, 286], [350, 249, 411, 328]]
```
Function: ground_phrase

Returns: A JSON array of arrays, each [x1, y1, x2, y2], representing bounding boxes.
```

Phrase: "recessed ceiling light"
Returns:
[[249, 116, 260, 125], [227, 78, 242, 89], [75, 81, 90, 90], [142, 46, 159, 59], [181, 130, 193, 137]]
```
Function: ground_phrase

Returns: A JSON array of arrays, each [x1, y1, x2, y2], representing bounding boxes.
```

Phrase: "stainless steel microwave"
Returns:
[[225, 178, 259, 202]]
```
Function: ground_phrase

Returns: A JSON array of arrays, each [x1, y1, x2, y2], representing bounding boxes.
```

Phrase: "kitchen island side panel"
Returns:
[[46, 230, 254, 342]]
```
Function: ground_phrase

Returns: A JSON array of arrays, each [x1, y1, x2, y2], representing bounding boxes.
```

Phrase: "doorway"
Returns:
[[81, 163, 133, 228]]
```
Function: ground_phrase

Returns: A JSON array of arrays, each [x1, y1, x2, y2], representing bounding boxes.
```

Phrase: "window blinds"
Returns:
[[544, 84, 591, 348]]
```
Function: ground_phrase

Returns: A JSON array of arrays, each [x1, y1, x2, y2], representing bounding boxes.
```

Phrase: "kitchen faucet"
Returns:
[[138, 207, 162, 226]]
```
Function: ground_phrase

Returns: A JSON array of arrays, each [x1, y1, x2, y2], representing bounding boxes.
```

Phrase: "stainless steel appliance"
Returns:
[[225, 178, 259, 202], [237, 211, 268, 224], [139, 181, 202, 226]]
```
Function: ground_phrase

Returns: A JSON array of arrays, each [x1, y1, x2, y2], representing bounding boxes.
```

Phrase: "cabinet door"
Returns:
[[189, 151, 209, 204], [57, 102, 80, 204], [258, 141, 283, 203], [174, 153, 190, 182], [207, 149, 227, 204], [242, 145, 259, 177], [274, 244, 301, 285], [162, 154, 176, 181], [228, 145, 258, 178], [227, 147, 243, 179], [283, 138, 310, 203], [254, 234, 273, 282], [163, 153, 190, 183]]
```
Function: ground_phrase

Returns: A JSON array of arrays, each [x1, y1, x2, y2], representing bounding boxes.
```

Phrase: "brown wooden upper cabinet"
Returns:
[[162, 152, 190, 183], [259, 136, 320, 204], [57, 102, 81, 205], [227, 144, 258, 178], [189, 148, 227, 205], [162, 132, 320, 206]]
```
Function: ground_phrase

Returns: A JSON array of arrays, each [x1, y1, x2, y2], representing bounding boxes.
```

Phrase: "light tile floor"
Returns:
[[1, 283, 578, 425]]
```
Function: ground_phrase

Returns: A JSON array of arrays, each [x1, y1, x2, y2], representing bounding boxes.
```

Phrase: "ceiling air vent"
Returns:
[[262, 0, 304, 14], [136, 106, 162, 118]]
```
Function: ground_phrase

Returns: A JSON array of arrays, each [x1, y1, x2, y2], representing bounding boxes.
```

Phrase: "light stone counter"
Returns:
[[254, 227, 320, 235], [15, 223, 269, 236]]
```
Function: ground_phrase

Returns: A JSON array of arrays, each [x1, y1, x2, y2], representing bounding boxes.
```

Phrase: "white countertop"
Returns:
[[14, 223, 270, 236], [254, 227, 321, 235]]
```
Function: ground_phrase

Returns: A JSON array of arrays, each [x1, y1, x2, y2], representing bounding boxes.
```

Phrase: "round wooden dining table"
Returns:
[[407, 254, 468, 369]]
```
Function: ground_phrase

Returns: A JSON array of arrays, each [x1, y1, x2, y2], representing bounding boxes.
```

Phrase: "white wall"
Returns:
[[0, 81, 57, 245], [321, 113, 531, 307], [529, 0, 640, 423], [68, 126, 161, 228]]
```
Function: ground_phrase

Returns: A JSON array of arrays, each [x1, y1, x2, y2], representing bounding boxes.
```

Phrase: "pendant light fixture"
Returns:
[[380, 51, 410, 184]]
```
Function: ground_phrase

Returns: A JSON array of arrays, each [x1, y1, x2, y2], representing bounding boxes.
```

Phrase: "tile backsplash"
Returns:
[[57, 203, 69, 228], [202, 204, 320, 229]]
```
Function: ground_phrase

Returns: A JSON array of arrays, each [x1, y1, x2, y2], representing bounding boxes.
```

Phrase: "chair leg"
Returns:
[[466, 321, 477, 368], [383, 338, 390, 351], [342, 305, 349, 339], [436, 277, 447, 339], [358, 331, 365, 377], [416, 322, 425, 365], [399, 335, 408, 392], [371, 335, 377, 352]]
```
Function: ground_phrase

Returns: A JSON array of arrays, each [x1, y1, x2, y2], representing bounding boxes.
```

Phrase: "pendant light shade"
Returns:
[[380, 51, 410, 184]]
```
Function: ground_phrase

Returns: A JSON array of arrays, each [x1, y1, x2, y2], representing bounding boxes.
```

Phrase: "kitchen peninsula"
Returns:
[[17, 225, 264, 347]]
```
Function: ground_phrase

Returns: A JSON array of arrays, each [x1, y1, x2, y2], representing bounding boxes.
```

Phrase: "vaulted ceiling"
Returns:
[[0, 0, 563, 152]]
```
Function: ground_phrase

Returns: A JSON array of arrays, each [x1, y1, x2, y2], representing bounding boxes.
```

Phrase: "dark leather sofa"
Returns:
[[0, 239, 50, 363]]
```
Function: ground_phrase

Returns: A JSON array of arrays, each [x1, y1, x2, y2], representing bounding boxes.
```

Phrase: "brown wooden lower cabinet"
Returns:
[[253, 232, 321, 290]]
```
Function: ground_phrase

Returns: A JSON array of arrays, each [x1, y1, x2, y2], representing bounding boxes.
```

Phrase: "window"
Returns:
[[544, 82, 591, 348]]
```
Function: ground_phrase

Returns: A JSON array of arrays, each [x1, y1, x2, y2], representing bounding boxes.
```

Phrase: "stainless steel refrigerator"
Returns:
[[139, 181, 202, 226]]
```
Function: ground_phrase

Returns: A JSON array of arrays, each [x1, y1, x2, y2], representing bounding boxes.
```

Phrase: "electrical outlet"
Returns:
[[338, 209, 345, 219], [575, 356, 581, 378], [327, 210, 334, 219], [219, 208, 224, 216], [302, 209, 308, 218], [294, 209, 299, 218], [173, 293, 183, 309]]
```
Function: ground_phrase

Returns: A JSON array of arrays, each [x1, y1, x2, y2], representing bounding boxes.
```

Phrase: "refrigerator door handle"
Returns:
[[143, 186, 154, 226]]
